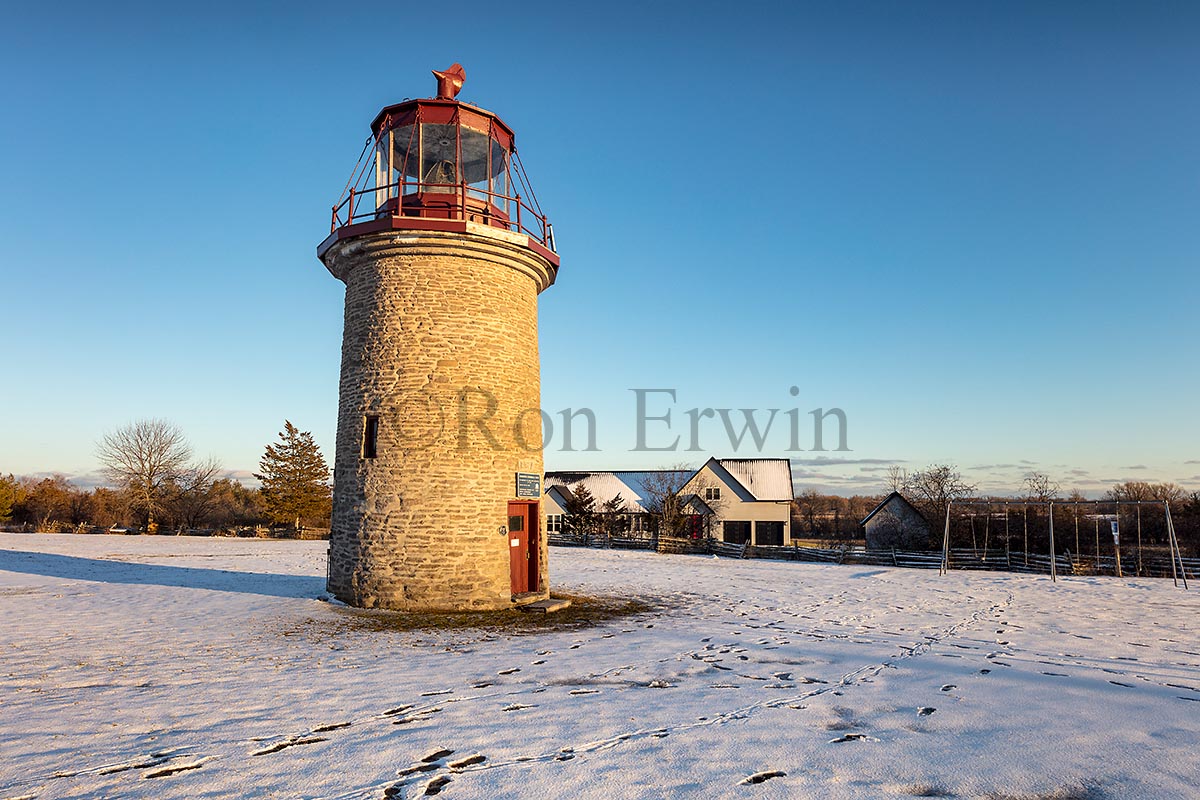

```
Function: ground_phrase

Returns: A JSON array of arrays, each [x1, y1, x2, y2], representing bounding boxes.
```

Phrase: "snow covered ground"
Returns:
[[1, 533, 1198, 800]]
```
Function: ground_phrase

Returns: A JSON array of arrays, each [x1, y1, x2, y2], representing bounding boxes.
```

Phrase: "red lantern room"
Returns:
[[318, 64, 557, 270]]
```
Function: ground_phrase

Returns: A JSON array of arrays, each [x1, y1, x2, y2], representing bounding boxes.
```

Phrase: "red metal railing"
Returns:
[[330, 179, 554, 252]]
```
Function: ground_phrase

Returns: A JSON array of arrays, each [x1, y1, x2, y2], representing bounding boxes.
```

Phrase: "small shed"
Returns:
[[860, 492, 931, 550]]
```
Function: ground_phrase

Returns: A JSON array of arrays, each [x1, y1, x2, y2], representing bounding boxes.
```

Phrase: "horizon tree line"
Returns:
[[0, 419, 332, 534]]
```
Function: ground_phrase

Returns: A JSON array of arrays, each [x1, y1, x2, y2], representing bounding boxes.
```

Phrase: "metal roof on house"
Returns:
[[544, 471, 654, 513], [547, 461, 794, 509], [713, 458, 795, 502]]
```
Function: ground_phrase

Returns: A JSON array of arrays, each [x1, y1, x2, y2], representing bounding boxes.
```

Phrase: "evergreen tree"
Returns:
[[0, 474, 21, 523], [255, 421, 332, 530], [563, 483, 597, 538]]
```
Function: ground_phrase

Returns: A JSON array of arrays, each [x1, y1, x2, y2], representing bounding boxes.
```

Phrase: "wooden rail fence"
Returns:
[[548, 533, 1197, 581]]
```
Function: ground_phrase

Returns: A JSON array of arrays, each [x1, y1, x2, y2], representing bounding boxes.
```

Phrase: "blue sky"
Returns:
[[2, 1, 1197, 497]]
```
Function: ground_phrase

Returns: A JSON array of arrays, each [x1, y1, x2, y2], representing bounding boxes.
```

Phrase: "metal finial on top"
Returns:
[[433, 63, 466, 100]]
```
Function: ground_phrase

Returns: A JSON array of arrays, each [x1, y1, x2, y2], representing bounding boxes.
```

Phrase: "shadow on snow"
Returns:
[[0, 549, 324, 599]]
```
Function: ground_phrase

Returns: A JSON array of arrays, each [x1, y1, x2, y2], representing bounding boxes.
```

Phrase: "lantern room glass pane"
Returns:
[[491, 139, 509, 202], [389, 125, 418, 194], [461, 127, 491, 201], [420, 123, 459, 190]]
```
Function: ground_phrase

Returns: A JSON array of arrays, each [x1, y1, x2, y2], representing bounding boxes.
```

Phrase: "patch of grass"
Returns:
[[311, 592, 660, 636]]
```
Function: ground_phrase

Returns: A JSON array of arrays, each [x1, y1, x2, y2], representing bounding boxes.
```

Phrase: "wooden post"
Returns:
[[1074, 504, 1080, 565], [1023, 506, 1029, 566], [1004, 507, 1011, 568], [940, 502, 952, 575], [982, 510, 990, 561], [1165, 502, 1188, 589], [1114, 504, 1122, 578], [1136, 503, 1143, 577], [1048, 501, 1057, 582]]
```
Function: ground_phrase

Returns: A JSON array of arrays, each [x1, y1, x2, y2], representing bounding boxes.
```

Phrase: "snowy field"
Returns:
[[1, 534, 1198, 800]]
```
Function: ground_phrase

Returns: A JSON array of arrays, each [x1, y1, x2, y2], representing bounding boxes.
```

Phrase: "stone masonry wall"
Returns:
[[321, 227, 556, 610]]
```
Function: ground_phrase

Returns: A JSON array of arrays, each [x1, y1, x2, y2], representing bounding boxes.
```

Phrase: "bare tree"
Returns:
[[1023, 471, 1061, 502], [640, 465, 725, 538], [905, 463, 977, 532], [168, 457, 224, 530], [793, 489, 825, 537], [639, 466, 693, 537], [1106, 480, 1185, 504], [885, 465, 909, 494], [96, 419, 193, 530]]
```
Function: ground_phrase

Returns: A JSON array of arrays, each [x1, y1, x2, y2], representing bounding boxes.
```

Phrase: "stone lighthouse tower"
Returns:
[[317, 65, 559, 611]]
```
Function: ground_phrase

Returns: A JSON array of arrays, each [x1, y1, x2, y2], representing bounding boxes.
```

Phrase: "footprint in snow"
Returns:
[[497, 668, 521, 675], [252, 736, 327, 756], [829, 733, 877, 743], [143, 760, 206, 778], [393, 708, 443, 725], [917, 707, 936, 716], [740, 770, 786, 785], [940, 685, 956, 692], [448, 754, 486, 769], [423, 775, 452, 795], [398, 763, 441, 777], [502, 703, 537, 712]]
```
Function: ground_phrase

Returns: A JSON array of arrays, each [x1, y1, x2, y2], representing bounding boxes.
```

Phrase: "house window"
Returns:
[[362, 416, 379, 459], [723, 520, 751, 544], [547, 514, 563, 533], [704, 487, 721, 501]]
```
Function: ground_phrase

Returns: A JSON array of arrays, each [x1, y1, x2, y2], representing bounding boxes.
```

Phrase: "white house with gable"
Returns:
[[544, 458, 793, 546], [682, 457, 793, 546]]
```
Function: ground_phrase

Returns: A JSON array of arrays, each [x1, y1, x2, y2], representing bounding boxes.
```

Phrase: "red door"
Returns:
[[508, 501, 539, 594]]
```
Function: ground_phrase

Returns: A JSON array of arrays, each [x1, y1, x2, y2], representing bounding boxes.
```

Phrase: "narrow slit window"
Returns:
[[362, 415, 379, 459]]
